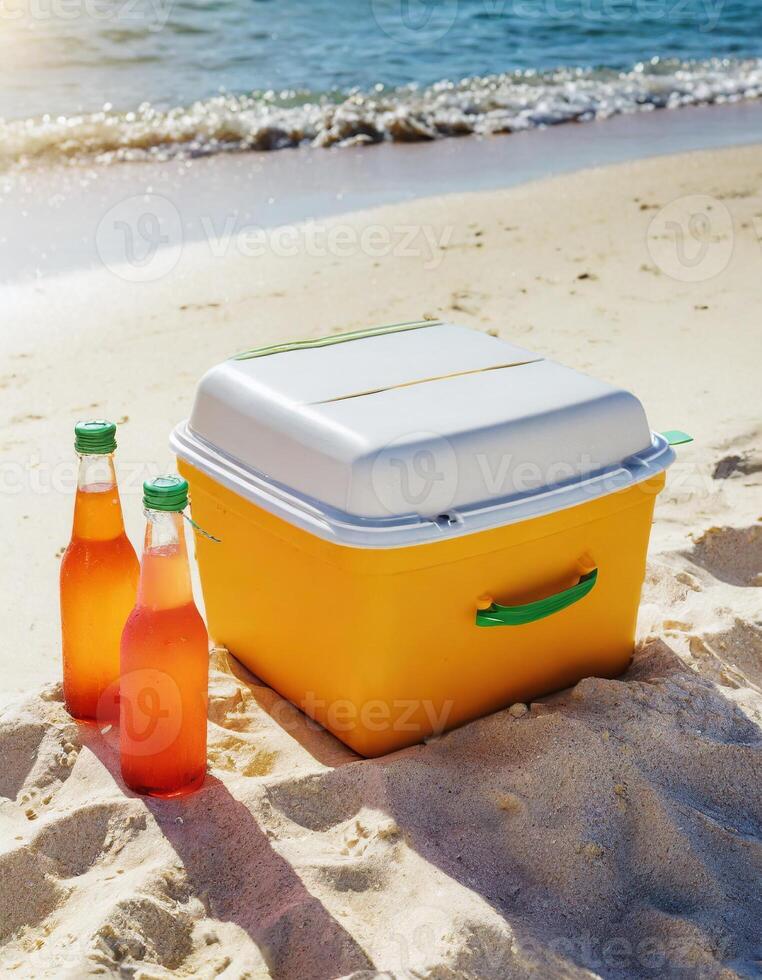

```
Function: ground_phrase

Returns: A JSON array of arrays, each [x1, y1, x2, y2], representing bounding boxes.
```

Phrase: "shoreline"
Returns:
[[3, 98, 762, 283]]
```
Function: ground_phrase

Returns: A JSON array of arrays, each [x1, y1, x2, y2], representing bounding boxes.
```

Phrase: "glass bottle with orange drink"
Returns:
[[60, 421, 139, 722], [120, 476, 208, 797]]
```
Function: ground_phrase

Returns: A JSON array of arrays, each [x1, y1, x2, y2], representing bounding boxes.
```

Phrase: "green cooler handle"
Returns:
[[475, 568, 598, 628]]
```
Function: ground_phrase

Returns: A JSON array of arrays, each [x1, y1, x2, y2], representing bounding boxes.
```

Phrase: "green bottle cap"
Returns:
[[74, 420, 117, 455], [143, 475, 189, 512]]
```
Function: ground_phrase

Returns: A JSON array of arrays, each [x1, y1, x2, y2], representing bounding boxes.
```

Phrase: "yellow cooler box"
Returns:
[[171, 321, 677, 757]]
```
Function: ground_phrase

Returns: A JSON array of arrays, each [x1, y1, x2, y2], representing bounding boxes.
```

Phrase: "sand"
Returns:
[[5, 99, 762, 282], [1, 144, 761, 977]]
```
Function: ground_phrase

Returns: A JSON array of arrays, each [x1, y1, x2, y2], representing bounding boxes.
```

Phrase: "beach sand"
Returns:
[[1, 144, 761, 977]]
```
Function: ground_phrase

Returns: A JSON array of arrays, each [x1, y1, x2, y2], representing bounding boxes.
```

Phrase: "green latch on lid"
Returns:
[[661, 430, 694, 446]]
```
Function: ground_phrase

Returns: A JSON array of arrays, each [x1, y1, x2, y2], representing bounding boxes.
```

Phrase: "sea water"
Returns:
[[2, 0, 762, 166]]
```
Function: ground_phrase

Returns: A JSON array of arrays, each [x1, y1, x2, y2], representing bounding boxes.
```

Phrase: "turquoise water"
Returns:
[[2, 0, 762, 164]]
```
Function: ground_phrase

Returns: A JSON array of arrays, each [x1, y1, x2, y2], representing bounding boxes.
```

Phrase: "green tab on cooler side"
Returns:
[[232, 319, 441, 361], [661, 430, 694, 446]]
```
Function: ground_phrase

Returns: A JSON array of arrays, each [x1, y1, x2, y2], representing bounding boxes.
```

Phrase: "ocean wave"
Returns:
[[2, 57, 761, 169]]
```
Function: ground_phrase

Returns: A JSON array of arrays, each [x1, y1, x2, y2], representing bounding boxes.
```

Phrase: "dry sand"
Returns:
[[1, 144, 761, 978]]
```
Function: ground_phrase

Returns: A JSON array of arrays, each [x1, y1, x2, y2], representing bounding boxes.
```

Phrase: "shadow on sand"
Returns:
[[230, 636, 762, 978], [79, 622, 762, 979], [81, 727, 374, 979]]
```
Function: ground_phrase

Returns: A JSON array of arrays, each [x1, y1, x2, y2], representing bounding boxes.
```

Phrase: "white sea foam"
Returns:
[[2, 58, 761, 169]]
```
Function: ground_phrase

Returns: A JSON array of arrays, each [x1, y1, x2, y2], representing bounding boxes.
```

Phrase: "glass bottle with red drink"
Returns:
[[120, 476, 208, 797], [60, 421, 139, 722]]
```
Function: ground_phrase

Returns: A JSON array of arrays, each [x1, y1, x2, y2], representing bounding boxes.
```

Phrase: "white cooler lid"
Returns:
[[172, 321, 673, 547]]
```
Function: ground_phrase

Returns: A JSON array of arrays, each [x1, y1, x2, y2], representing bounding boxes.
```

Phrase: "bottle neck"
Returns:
[[137, 509, 194, 610], [72, 453, 125, 541]]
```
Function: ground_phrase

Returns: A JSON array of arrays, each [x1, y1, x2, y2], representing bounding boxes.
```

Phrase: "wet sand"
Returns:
[[2, 99, 762, 282]]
